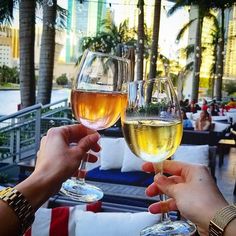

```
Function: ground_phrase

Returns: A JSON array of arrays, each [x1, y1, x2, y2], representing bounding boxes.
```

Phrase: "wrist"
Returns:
[[15, 171, 59, 210], [209, 204, 236, 236]]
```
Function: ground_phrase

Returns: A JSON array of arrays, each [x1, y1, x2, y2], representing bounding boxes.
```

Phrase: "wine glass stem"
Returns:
[[153, 161, 170, 222], [77, 154, 89, 184]]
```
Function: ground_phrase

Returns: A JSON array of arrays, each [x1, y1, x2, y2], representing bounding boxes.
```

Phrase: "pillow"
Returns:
[[24, 202, 102, 236], [99, 137, 125, 170], [172, 145, 209, 166], [75, 211, 159, 236], [121, 142, 145, 172]]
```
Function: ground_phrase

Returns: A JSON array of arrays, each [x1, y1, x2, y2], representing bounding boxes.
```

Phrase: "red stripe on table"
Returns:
[[50, 207, 69, 236]]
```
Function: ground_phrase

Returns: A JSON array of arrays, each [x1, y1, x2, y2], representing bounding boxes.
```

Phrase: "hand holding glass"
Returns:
[[60, 50, 129, 202], [121, 78, 196, 235]]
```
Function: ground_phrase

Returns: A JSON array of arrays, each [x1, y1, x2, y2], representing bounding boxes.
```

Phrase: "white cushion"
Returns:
[[99, 137, 125, 170], [213, 122, 230, 132], [75, 211, 159, 236], [172, 145, 209, 166], [121, 141, 145, 172]]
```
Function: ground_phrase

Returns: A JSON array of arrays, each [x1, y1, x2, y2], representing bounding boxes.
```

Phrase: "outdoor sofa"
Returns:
[[86, 127, 217, 186]]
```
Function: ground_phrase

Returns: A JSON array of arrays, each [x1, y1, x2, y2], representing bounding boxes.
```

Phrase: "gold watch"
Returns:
[[0, 187, 35, 234], [209, 204, 236, 236]]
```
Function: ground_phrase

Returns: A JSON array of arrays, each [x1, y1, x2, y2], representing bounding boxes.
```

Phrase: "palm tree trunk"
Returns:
[[215, 6, 225, 101], [191, 13, 203, 102], [148, 0, 161, 81], [37, 0, 57, 105], [177, 71, 184, 101], [136, 0, 145, 80], [19, 0, 36, 108], [147, 0, 161, 103]]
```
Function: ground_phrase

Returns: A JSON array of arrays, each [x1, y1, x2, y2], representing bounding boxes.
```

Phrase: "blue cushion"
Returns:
[[86, 167, 154, 187], [141, 176, 154, 187]]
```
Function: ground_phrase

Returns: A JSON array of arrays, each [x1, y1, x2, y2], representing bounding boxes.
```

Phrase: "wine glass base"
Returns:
[[60, 179, 104, 203], [140, 220, 196, 236]]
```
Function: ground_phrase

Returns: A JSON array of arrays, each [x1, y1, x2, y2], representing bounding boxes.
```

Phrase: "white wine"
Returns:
[[122, 119, 183, 163], [71, 89, 127, 130]]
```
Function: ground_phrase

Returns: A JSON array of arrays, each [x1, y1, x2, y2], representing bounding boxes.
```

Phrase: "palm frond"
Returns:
[[176, 19, 196, 42], [167, 0, 193, 16], [0, 0, 16, 25], [183, 61, 194, 74], [183, 44, 194, 58]]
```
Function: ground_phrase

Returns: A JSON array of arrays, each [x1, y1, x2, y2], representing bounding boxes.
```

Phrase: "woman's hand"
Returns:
[[143, 161, 228, 234], [0, 125, 101, 236], [34, 124, 100, 185], [16, 124, 101, 210]]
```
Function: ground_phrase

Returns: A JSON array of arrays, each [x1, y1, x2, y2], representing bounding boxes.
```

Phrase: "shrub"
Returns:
[[56, 74, 68, 86]]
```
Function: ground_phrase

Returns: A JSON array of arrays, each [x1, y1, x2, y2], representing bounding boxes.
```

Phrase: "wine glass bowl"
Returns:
[[121, 78, 196, 235], [60, 50, 130, 202], [122, 78, 183, 163]]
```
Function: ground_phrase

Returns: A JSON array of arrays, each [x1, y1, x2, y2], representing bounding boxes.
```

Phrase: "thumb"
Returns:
[[154, 174, 176, 198]]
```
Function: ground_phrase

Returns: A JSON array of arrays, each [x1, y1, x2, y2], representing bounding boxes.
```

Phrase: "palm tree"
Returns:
[[19, 0, 36, 108], [168, 0, 212, 102], [210, 0, 236, 101], [148, 0, 161, 81], [136, 0, 145, 81], [81, 19, 135, 54], [0, 0, 36, 108], [37, 0, 57, 105]]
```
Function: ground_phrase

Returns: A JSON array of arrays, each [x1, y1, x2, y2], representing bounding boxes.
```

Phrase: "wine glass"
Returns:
[[121, 78, 196, 235], [60, 50, 130, 202]]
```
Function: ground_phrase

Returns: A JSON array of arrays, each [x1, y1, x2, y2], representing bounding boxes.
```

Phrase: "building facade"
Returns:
[[0, 27, 19, 67]]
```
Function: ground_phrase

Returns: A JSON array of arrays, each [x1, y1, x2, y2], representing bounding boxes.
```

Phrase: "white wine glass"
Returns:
[[121, 78, 196, 235], [60, 50, 129, 202]]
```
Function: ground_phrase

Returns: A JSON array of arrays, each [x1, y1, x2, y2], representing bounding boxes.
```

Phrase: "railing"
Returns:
[[0, 99, 72, 166]]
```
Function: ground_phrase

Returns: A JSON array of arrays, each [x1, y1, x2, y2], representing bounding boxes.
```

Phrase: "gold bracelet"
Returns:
[[209, 204, 236, 236], [0, 187, 35, 235]]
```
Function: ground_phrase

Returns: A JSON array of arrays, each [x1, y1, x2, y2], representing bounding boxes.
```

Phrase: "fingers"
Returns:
[[65, 124, 98, 143], [142, 162, 155, 172], [63, 125, 101, 152], [143, 160, 194, 176], [146, 175, 184, 197], [47, 124, 98, 144], [70, 132, 101, 159], [148, 198, 178, 214], [86, 153, 98, 163], [145, 182, 162, 196]]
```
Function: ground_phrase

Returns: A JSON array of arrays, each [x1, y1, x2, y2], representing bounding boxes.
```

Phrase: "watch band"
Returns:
[[0, 187, 35, 234], [209, 204, 236, 236]]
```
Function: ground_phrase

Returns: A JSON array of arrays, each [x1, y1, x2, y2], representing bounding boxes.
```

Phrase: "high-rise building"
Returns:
[[184, 4, 236, 99], [225, 3, 236, 80], [0, 27, 19, 67], [65, 0, 107, 63]]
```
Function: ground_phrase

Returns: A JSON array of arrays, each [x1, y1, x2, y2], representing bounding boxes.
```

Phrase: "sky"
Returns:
[[108, 0, 189, 59]]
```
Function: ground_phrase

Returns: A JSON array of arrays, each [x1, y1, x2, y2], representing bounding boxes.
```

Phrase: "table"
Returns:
[[218, 138, 236, 167]]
